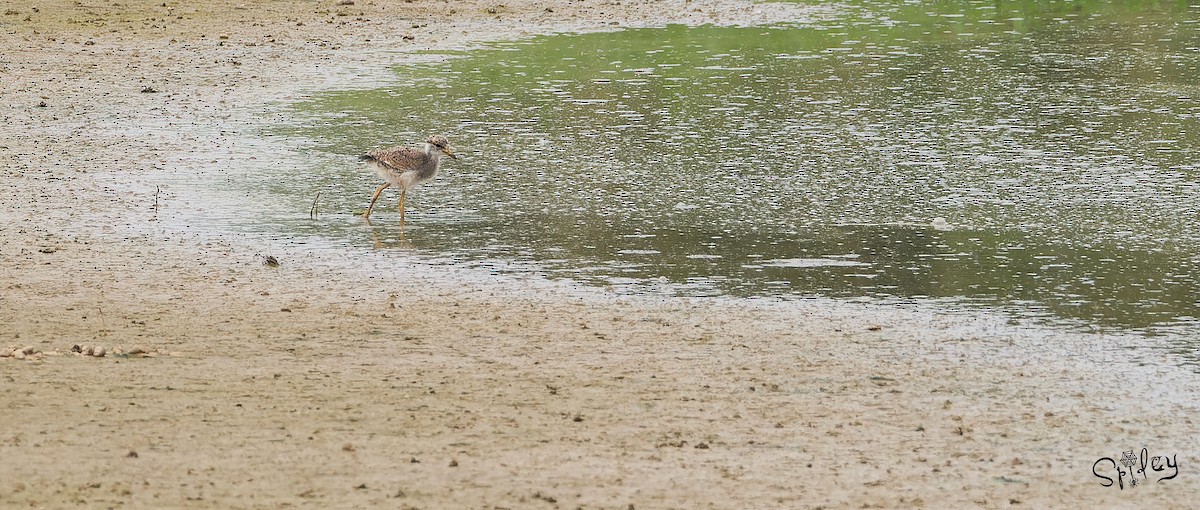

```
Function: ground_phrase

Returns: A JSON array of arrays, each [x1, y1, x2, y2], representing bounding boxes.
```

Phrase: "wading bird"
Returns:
[[361, 135, 457, 223]]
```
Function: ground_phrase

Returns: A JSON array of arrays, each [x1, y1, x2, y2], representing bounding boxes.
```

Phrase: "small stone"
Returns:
[[127, 450, 139, 458], [695, 442, 710, 449], [342, 443, 355, 452], [21, 346, 35, 355], [93, 346, 107, 357], [127, 346, 147, 355], [13, 350, 25, 360]]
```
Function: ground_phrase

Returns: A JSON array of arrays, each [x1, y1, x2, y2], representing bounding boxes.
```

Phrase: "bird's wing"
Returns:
[[367, 146, 428, 171]]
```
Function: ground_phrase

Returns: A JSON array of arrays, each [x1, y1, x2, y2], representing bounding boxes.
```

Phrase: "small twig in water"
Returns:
[[309, 190, 322, 220]]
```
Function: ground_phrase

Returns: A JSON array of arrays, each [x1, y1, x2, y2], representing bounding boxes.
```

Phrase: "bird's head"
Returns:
[[427, 135, 457, 159]]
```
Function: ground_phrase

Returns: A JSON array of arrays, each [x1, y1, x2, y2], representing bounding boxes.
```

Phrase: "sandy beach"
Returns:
[[2, 1, 1197, 507]]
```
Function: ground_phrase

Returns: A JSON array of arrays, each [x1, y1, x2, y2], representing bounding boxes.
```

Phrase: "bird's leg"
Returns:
[[398, 188, 407, 225], [365, 182, 390, 220]]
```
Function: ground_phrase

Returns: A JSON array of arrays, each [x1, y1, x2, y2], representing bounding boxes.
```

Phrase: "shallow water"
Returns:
[[256, 0, 1200, 336]]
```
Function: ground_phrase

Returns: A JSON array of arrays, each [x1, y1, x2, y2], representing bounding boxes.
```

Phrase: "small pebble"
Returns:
[[93, 346, 107, 357]]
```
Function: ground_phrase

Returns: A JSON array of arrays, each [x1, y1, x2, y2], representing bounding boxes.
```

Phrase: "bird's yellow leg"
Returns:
[[398, 188, 407, 225], [365, 182, 390, 220]]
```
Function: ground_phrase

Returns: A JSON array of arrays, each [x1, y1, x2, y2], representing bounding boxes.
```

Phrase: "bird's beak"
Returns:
[[443, 147, 458, 160]]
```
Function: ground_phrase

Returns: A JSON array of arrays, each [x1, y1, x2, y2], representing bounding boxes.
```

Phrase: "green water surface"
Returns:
[[271, 0, 1200, 334]]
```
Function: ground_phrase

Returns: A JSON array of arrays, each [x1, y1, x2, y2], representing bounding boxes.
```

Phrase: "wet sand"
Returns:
[[1, 1, 1197, 508]]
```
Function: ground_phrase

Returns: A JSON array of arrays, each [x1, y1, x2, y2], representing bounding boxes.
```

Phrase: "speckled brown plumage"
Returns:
[[361, 135, 456, 223]]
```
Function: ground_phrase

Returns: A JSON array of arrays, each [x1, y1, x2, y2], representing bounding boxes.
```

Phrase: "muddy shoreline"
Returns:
[[2, 1, 1197, 508]]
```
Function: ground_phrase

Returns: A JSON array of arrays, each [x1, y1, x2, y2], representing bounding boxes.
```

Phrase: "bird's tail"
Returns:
[[359, 154, 376, 162]]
